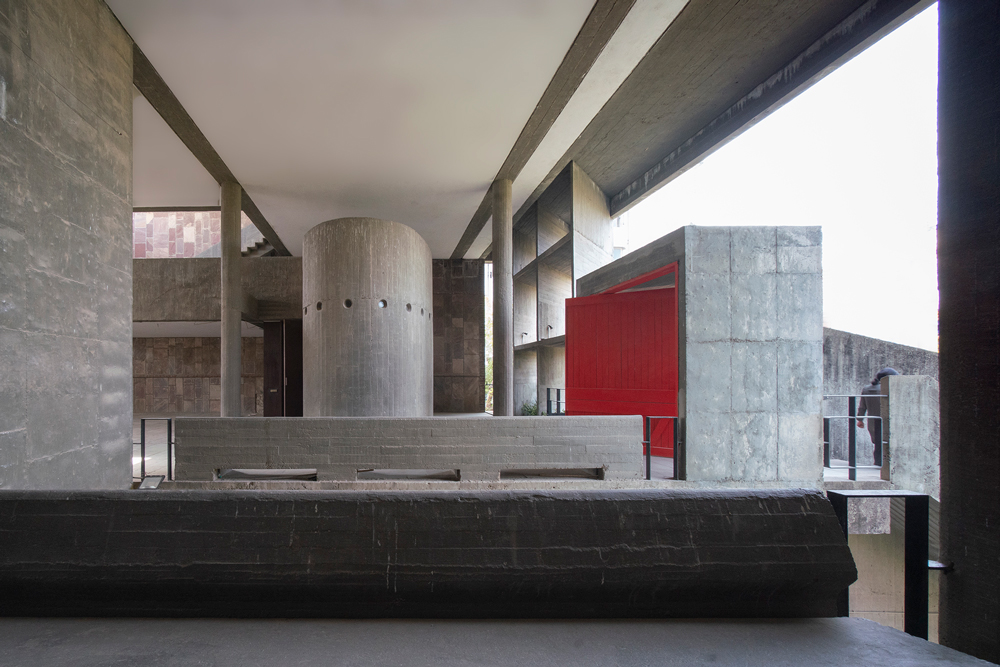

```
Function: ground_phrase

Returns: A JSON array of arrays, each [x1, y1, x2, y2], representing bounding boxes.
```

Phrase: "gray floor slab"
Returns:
[[0, 617, 992, 667]]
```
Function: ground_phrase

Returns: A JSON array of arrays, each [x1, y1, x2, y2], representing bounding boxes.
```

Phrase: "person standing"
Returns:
[[857, 367, 899, 465]]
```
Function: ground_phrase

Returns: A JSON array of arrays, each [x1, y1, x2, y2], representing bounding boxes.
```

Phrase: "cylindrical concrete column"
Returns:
[[492, 178, 513, 416], [220, 181, 243, 417], [302, 217, 433, 416]]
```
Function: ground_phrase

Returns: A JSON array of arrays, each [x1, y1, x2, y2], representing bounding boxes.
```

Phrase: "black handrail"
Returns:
[[135, 418, 174, 481], [823, 394, 886, 480]]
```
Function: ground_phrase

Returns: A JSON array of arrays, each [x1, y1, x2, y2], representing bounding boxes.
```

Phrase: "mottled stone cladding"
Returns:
[[0, 0, 133, 488], [133, 338, 263, 416], [432, 259, 485, 413], [132, 211, 254, 259]]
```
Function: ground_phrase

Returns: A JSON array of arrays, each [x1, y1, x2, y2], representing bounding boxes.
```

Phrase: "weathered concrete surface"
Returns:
[[0, 617, 992, 667], [0, 0, 133, 489], [173, 415, 643, 482], [0, 488, 855, 618], [220, 182, 242, 417], [938, 3, 1000, 661], [883, 375, 939, 498], [132, 257, 303, 322], [823, 328, 938, 462], [302, 218, 432, 417], [493, 179, 514, 416], [577, 226, 823, 487]]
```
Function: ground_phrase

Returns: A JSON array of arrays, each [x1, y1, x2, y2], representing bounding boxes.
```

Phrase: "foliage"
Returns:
[[520, 400, 538, 416]]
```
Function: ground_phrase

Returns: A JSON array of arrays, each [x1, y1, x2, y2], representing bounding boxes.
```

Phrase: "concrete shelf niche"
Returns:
[[511, 162, 615, 415]]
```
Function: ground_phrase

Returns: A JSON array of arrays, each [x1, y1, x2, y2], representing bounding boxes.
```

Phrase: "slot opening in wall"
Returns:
[[356, 468, 461, 481], [500, 467, 605, 480], [216, 468, 318, 481]]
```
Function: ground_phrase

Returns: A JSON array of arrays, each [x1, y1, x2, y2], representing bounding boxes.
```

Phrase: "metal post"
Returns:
[[823, 417, 831, 468], [645, 416, 651, 481], [140, 418, 146, 480], [848, 396, 857, 481], [904, 495, 930, 639], [874, 416, 883, 467], [166, 418, 173, 481]]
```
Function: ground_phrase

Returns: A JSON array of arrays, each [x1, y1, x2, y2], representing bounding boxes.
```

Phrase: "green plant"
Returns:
[[520, 400, 538, 416]]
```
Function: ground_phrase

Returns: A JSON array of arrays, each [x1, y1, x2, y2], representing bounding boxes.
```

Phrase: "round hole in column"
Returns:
[[344, 299, 353, 308], [316, 301, 323, 311], [378, 299, 387, 309], [406, 303, 412, 312]]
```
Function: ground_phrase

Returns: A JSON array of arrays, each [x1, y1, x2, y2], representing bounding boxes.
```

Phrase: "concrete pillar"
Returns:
[[220, 182, 242, 417], [492, 178, 514, 416], [302, 217, 433, 416], [938, 2, 1000, 661]]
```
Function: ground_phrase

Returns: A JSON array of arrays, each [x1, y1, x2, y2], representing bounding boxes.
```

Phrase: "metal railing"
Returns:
[[133, 418, 174, 481], [823, 394, 885, 481], [545, 388, 566, 415], [642, 416, 684, 481]]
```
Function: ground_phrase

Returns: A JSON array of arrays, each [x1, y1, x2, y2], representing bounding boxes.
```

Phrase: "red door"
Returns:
[[565, 264, 679, 456]]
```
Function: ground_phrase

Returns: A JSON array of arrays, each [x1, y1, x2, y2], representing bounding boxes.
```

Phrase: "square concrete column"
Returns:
[[492, 179, 514, 416], [220, 182, 243, 417]]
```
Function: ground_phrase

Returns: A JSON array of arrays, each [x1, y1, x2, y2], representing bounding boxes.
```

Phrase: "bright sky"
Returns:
[[620, 3, 939, 351]]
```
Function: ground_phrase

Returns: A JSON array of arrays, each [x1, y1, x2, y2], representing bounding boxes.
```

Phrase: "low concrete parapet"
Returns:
[[0, 489, 856, 618], [173, 415, 643, 482]]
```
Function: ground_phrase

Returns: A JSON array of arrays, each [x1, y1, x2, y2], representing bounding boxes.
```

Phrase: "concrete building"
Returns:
[[1, 0, 998, 664]]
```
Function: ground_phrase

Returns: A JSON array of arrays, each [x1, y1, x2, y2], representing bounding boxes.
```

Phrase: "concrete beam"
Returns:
[[450, 0, 636, 259], [131, 44, 290, 256], [608, 0, 933, 215]]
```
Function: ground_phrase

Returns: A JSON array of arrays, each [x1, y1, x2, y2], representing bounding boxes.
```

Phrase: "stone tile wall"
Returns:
[[133, 338, 263, 416], [432, 260, 485, 413]]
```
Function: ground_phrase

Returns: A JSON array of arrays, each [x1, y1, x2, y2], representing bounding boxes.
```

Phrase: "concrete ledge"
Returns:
[[0, 489, 855, 618], [173, 415, 644, 482]]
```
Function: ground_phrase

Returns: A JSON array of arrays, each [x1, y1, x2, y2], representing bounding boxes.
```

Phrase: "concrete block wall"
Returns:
[[432, 259, 485, 413], [823, 327, 938, 462], [0, 0, 133, 489], [174, 415, 643, 482], [0, 488, 856, 618], [133, 337, 264, 416], [577, 226, 823, 486], [883, 375, 940, 498]]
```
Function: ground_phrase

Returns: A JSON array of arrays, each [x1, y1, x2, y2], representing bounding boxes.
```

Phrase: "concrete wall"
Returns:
[[823, 327, 938, 462], [883, 375, 940, 498], [432, 259, 485, 413], [302, 218, 433, 417], [133, 337, 264, 416], [0, 488, 856, 618], [577, 226, 823, 487], [0, 0, 133, 489], [133, 257, 302, 322], [174, 415, 643, 482]]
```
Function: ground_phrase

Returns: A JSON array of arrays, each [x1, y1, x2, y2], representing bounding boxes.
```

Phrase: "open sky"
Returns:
[[620, 3, 939, 351]]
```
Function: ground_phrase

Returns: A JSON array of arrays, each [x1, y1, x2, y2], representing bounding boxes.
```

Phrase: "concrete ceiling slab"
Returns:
[[111, 0, 599, 257]]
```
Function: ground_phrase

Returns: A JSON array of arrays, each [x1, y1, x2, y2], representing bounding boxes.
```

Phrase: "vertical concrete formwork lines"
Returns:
[[302, 218, 432, 416], [219, 182, 242, 417], [492, 179, 514, 416]]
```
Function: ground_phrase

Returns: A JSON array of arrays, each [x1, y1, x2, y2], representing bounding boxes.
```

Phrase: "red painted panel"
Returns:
[[566, 268, 679, 457]]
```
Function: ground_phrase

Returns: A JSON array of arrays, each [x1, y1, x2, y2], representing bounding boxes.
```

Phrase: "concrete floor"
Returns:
[[824, 458, 884, 482], [0, 617, 991, 666]]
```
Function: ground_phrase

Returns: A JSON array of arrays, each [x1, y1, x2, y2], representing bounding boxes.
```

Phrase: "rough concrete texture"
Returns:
[[173, 415, 643, 482], [0, 488, 855, 618], [303, 218, 432, 416], [577, 226, 823, 487], [432, 259, 485, 413], [0, 0, 133, 489], [493, 179, 515, 415], [823, 327, 938, 462], [883, 375, 940, 498], [938, 3, 1000, 661], [0, 618, 991, 667], [132, 257, 303, 322], [133, 337, 264, 416]]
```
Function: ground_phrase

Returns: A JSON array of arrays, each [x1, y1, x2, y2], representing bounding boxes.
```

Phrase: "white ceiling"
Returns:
[[114, 0, 600, 257]]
